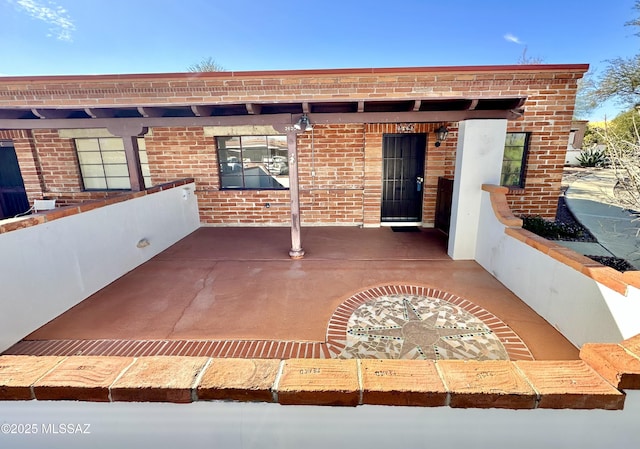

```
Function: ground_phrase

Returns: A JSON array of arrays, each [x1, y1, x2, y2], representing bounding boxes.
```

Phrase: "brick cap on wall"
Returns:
[[482, 184, 640, 295], [1, 345, 637, 410], [0, 179, 195, 235]]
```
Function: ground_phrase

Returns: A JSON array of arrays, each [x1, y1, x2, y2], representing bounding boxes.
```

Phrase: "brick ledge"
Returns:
[[0, 179, 194, 235], [0, 355, 630, 410], [482, 184, 640, 295]]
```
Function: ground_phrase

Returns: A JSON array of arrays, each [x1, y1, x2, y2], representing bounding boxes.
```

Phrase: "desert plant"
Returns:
[[576, 146, 607, 167]]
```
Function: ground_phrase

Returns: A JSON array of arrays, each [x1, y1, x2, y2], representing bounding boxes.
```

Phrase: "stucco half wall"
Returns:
[[0, 181, 200, 352]]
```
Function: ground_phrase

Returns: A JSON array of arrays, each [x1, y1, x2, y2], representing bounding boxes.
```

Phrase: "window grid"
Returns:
[[217, 135, 289, 190], [501, 132, 530, 188], [75, 137, 151, 191]]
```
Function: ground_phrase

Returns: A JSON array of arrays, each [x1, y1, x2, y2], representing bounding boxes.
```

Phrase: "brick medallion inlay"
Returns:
[[3, 285, 533, 361], [325, 285, 534, 361]]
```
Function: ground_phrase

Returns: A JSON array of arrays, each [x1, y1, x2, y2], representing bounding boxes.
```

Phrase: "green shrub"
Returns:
[[522, 215, 588, 240], [576, 147, 607, 167]]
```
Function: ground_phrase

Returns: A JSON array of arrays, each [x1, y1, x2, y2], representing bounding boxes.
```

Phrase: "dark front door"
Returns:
[[0, 141, 29, 219], [381, 133, 426, 222]]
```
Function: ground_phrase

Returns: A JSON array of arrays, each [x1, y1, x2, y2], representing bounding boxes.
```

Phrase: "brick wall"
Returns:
[[0, 65, 586, 222], [144, 124, 368, 225], [0, 129, 44, 204], [298, 124, 365, 226]]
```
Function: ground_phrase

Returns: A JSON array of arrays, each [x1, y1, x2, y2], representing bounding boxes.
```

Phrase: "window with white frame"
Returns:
[[217, 135, 289, 189], [75, 137, 151, 190], [500, 132, 530, 188]]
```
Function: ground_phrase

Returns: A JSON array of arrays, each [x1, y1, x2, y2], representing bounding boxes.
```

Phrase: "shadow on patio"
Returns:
[[5, 227, 578, 361]]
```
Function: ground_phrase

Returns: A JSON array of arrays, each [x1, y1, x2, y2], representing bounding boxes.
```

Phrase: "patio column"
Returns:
[[121, 136, 145, 191], [107, 123, 146, 192], [287, 130, 304, 259], [448, 119, 507, 260]]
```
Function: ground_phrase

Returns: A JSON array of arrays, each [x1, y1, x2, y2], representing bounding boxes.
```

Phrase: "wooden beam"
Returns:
[[0, 109, 522, 131], [121, 135, 145, 191], [30, 109, 46, 119], [245, 103, 261, 115], [137, 107, 167, 118]]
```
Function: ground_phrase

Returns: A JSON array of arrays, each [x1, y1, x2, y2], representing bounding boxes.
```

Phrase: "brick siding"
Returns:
[[0, 66, 584, 223]]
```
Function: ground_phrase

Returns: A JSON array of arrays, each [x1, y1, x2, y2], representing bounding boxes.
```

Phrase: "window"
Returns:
[[217, 135, 289, 189], [501, 132, 529, 188], [75, 137, 151, 190]]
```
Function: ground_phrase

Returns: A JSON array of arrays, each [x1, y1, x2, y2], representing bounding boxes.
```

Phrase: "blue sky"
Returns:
[[1, 0, 638, 120]]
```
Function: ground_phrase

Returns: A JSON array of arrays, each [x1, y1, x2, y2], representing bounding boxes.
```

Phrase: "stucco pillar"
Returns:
[[287, 131, 304, 259], [448, 119, 507, 260]]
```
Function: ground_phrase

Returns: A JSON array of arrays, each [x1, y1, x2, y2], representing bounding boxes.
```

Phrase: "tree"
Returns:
[[591, 55, 640, 108], [187, 57, 224, 72], [609, 108, 640, 143], [599, 111, 640, 211], [590, 2, 640, 108], [516, 46, 543, 65], [573, 72, 598, 119], [626, 0, 640, 34]]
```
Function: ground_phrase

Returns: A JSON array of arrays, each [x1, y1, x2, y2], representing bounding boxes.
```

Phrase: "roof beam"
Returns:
[[137, 107, 167, 118], [191, 105, 214, 117], [245, 103, 261, 115], [31, 108, 77, 119], [85, 108, 119, 118], [0, 109, 522, 131]]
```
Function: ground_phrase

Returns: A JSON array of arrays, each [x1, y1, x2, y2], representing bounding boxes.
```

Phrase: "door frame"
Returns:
[[380, 133, 427, 225]]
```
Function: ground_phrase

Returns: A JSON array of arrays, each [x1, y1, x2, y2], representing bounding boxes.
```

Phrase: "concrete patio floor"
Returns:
[[8, 227, 578, 360]]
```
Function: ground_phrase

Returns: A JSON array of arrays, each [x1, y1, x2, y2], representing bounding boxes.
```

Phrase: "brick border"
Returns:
[[4, 285, 534, 361], [325, 284, 534, 361], [3, 339, 331, 359], [0, 356, 626, 410]]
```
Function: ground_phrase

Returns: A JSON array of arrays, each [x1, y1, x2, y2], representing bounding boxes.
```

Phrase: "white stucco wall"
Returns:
[[475, 190, 640, 346], [448, 119, 507, 260], [1, 392, 638, 449], [0, 183, 200, 352]]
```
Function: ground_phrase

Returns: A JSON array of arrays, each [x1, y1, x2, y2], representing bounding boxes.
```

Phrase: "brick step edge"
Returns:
[[0, 356, 633, 410]]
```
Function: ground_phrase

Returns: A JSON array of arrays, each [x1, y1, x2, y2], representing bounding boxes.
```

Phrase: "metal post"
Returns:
[[287, 130, 304, 259]]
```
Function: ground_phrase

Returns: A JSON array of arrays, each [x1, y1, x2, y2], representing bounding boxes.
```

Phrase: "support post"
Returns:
[[448, 119, 507, 260], [106, 123, 147, 192], [122, 135, 145, 192], [287, 130, 304, 259]]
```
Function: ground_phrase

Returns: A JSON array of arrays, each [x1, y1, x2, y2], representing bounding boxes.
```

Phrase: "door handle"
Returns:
[[416, 177, 424, 192]]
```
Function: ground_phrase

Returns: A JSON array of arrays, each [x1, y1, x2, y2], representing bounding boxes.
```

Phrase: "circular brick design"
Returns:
[[325, 285, 534, 361]]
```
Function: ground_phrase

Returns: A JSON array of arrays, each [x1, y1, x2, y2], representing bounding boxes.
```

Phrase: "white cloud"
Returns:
[[503, 33, 523, 45], [12, 0, 75, 42]]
